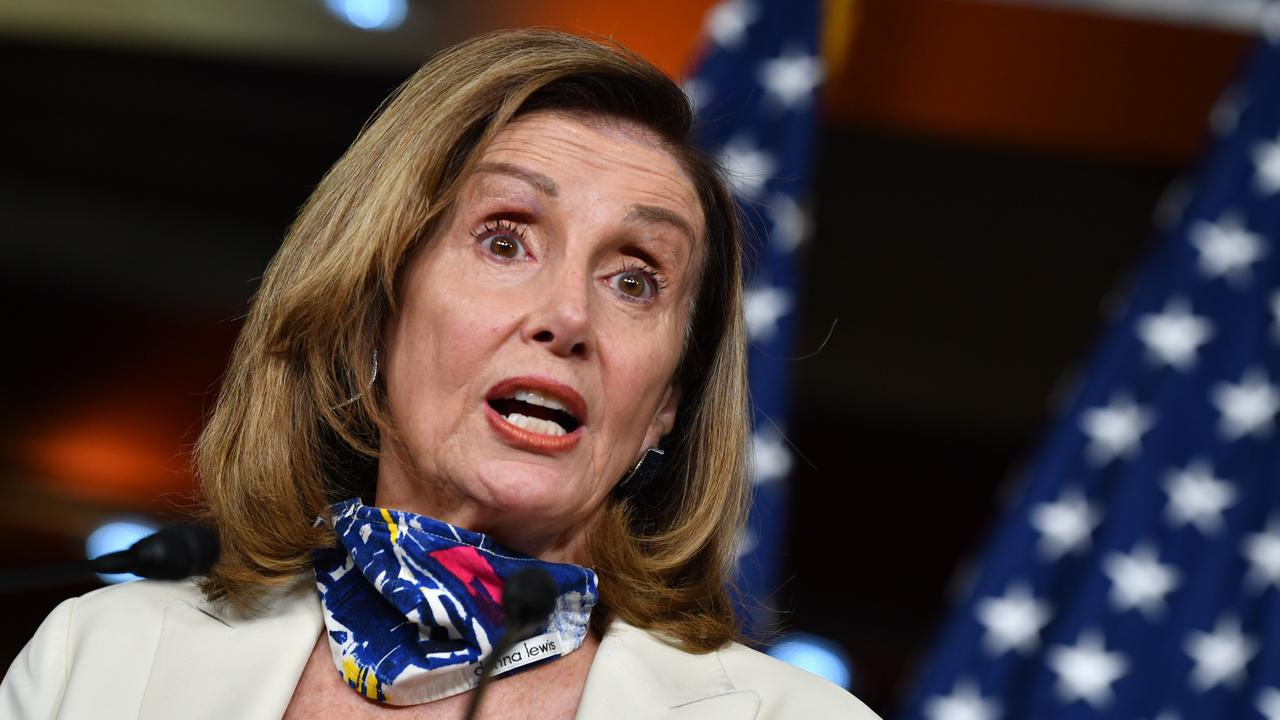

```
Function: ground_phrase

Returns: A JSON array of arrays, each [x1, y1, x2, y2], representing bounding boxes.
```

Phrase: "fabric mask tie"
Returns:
[[313, 498, 598, 706]]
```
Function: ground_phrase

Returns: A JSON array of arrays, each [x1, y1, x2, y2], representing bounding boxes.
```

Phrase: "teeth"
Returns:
[[511, 389, 570, 414], [503, 413, 567, 436]]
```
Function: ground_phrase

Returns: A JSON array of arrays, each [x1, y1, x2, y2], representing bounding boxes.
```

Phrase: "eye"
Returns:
[[484, 235, 523, 259], [472, 219, 529, 261], [607, 263, 665, 301]]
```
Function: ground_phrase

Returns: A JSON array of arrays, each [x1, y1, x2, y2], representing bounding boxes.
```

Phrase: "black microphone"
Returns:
[[92, 524, 220, 579], [463, 566, 557, 720], [0, 523, 220, 593], [502, 566, 558, 631]]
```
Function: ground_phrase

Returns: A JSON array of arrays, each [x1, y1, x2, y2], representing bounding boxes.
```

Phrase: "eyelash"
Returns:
[[470, 218, 530, 255], [470, 218, 668, 300], [614, 260, 669, 300]]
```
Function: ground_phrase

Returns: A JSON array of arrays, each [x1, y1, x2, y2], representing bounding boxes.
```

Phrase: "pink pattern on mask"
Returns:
[[428, 545, 504, 607]]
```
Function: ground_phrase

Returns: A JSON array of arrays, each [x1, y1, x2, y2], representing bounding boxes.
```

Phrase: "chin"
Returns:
[[465, 459, 594, 534]]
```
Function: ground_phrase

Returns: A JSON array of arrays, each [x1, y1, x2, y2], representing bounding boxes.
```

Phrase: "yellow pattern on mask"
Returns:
[[342, 656, 380, 699], [379, 508, 399, 544]]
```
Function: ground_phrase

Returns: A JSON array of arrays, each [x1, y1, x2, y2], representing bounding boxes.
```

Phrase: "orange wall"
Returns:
[[499, 0, 1254, 162], [829, 0, 1253, 161], [499, 0, 721, 79]]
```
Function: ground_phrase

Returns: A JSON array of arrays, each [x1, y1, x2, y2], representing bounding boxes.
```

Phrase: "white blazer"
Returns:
[[1, 579, 880, 719]]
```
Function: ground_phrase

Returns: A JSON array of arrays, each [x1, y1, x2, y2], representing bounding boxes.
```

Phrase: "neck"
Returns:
[[372, 449, 595, 565]]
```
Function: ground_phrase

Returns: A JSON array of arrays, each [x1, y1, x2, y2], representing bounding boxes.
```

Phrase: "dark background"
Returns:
[[0, 0, 1255, 713]]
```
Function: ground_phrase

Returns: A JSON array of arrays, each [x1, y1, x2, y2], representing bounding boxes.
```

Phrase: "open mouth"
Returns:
[[483, 378, 588, 448], [487, 389, 582, 437]]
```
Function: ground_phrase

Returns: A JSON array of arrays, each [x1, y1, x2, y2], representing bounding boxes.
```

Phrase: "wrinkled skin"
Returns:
[[377, 111, 705, 564]]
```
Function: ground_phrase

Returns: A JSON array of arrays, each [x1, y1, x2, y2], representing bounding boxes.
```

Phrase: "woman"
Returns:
[[1, 29, 878, 719]]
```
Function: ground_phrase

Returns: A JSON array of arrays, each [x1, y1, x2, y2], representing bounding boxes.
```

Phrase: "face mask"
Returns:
[[313, 498, 599, 705]]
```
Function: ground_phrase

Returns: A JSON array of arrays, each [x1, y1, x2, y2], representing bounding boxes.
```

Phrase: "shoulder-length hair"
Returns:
[[196, 28, 750, 651]]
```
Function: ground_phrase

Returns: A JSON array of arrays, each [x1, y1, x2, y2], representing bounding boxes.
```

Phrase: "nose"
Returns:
[[524, 270, 592, 358]]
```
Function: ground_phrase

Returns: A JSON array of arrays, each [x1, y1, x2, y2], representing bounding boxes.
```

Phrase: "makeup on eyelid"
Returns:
[[465, 169, 693, 275], [467, 216, 670, 301]]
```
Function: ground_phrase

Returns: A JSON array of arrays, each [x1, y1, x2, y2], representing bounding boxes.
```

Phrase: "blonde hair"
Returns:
[[196, 28, 750, 652]]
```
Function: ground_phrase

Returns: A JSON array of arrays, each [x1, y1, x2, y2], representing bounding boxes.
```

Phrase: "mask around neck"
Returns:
[[313, 498, 598, 705]]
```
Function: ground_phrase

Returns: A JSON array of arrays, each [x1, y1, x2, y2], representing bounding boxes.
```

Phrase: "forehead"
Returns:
[[470, 111, 705, 239]]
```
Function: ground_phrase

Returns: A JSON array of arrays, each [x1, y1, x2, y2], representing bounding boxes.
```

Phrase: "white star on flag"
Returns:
[[1162, 459, 1237, 535], [1102, 542, 1181, 620], [1267, 4, 1280, 42], [681, 78, 710, 114], [1258, 687, 1280, 720], [1209, 86, 1243, 137], [705, 0, 759, 49], [744, 284, 792, 341], [1242, 518, 1280, 592], [768, 193, 808, 252], [922, 679, 1001, 720], [750, 428, 792, 485], [1185, 615, 1258, 692], [1253, 134, 1280, 195], [1079, 394, 1156, 465], [1153, 178, 1193, 232], [1135, 298, 1214, 371], [1030, 488, 1101, 560], [757, 49, 825, 110], [974, 582, 1052, 656], [1212, 367, 1280, 439], [717, 136, 777, 200], [1189, 215, 1266, 285], [1046, 630, 1129, 709]]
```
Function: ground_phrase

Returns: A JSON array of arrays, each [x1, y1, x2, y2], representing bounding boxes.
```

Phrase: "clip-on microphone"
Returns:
[[462, 566, 558, 720]]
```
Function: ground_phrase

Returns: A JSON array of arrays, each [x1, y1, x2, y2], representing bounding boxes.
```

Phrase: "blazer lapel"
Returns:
[[133, 586, 755, 719], [576, 620, 760, 720], [138, 582, 323, 720]]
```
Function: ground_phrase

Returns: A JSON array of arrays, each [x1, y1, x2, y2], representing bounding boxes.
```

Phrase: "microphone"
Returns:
[[0, 523, 220, 593], [92, 524, 220, 580], [463, 566, 557, 720], [502, 565, 558, 630]]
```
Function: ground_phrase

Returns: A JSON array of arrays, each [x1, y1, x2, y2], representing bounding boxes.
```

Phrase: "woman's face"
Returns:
[[378, 111, 704, 562]]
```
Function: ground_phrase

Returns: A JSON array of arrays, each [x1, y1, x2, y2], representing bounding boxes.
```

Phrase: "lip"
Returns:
[[484, 376, 588, 454]]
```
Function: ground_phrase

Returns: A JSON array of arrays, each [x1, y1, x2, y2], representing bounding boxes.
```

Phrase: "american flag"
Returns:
[[685, 0, 826, 631], [902, 35, 1280, 720]]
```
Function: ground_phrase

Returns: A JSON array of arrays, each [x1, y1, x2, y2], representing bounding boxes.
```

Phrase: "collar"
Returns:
[[576, 620, 760, 719]]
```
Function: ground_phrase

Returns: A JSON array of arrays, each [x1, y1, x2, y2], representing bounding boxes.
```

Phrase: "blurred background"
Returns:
[[0, 0, 1269, 716]]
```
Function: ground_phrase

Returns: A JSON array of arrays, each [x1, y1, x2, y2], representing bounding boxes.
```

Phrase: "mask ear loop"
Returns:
[[334, 349, 379, 409], [616, 447, 666, 494]]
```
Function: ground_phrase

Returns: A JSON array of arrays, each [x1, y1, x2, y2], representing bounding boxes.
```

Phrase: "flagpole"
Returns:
[[983, 0, 1278, 35]]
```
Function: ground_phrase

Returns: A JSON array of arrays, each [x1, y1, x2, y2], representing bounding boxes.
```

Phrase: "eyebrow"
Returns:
[[472, 161, 559, 197], [624, 204, 697, 244]]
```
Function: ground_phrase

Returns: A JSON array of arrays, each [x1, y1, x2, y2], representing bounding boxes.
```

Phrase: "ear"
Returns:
[[642, 384, 681, 449]]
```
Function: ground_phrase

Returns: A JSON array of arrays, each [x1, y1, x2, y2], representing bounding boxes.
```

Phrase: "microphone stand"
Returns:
[[0, 524, 219, 594], [462, 566, 557, 720], [0, 558, 107, 594], [461, 620, 543, 720]]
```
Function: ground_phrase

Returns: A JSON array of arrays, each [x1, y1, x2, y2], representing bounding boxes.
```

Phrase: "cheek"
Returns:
[[600, 320, 684, 415], [388, 269, 514, 426], [402, 289, 513, 388]]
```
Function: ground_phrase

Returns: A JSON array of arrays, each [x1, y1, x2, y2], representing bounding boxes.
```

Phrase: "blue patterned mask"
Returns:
[[313, 498, 599, 705]]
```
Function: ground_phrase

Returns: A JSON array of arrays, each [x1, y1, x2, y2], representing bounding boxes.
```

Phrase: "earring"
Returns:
[[335, 348, 378, 408], [617, 447, 665, 493]]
